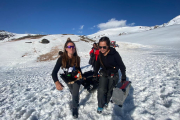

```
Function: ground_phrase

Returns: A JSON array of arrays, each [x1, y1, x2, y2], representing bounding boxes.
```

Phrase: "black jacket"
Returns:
[[94, 47, 126, 79], [52, 57, 82, 83]]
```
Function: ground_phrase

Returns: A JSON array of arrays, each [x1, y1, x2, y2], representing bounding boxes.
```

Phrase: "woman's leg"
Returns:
[[72, 81, 81, 108], [106, 73, 119, 104], [98, 75, 108, 108], [67, 84, 73, 94]]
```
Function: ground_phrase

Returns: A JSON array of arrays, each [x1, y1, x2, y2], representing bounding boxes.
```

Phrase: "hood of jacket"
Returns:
[[107, 47, 117, 55]]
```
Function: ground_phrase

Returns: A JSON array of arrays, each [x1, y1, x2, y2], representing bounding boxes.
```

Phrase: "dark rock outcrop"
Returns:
[[40, 39, 50, 44], [0, 30, 15, 40]]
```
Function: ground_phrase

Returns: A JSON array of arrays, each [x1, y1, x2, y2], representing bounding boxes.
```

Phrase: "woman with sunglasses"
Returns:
[[93, 36, 126, 113], [52, 38, 82, 118]]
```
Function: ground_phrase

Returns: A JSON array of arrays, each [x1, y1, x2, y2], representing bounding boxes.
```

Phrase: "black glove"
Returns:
[[121, 76, 126, 83]]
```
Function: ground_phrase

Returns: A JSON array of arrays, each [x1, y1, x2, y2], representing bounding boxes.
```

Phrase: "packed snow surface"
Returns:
[[0, 26, 180, 119]]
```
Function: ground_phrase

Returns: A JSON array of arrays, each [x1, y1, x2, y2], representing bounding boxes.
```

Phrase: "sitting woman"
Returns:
[[52, 38, 82, 118]]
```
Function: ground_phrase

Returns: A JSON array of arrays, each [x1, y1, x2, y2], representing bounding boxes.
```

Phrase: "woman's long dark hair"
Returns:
[[99, 36, 110, 49], [98, 36, 111, 68], [61, 38, 80, 68]]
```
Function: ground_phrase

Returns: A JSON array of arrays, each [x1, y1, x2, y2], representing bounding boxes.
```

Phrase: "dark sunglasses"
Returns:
[[99, 46, 107, 49], [66, 46, 75, 49]]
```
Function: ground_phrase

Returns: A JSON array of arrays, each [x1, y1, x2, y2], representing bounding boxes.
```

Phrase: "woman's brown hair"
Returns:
[[61, 38, 80, 68]]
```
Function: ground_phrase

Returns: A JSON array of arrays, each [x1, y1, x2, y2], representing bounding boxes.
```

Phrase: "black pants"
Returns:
[[67, 81, 81, 108], [60, 74, 80, 108], [98, 72, 119, 108]]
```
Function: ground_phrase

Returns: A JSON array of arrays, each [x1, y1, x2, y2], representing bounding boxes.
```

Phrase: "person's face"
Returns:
[[65, 42, 76, 55], [99, 41, 108, 54], [93, 44, 97, 49]]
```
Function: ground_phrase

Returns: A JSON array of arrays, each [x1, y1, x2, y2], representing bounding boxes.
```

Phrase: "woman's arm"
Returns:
[[93, 56, 100, 76], [52, 57, 64, 90], [52, 57, 62, 83], [89, 48, 94, 54], [94, 49, 100, 61], [115, 52, 126, 79]]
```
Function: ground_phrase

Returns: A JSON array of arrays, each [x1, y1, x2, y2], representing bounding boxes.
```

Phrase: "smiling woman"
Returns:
[[51, 37, 82, 118], [94, 36, 126, 114]]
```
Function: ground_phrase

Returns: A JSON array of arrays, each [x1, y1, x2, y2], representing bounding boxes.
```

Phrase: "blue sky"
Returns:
[[0, 0, 180, 35]]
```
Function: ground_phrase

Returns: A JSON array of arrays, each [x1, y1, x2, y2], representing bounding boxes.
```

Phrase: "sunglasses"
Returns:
[[99, 46, 107, 49], [66, 46, 75, 49]]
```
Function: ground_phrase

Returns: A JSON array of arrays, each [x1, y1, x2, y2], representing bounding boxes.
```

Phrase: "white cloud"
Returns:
[[97, 18, 134, 30], [80, 25, 84, 29], [78, 31, 82, 33], [72, 28, 75, 30], [129, 23, 135, 26], [90, 25, 96, 29]]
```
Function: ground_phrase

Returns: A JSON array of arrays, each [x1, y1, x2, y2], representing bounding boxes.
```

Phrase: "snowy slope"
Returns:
[[166, 15, 180, 26], [88, 15, 180, 40], [0, 34, 92, 68], [87, 26, 151, 39], [0, 32, 180, 120], [110, 24, 180, 50]]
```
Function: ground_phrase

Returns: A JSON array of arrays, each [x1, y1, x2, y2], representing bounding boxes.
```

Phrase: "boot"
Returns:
[[72, 108, 78, 118], [97, 107, 103, 114]]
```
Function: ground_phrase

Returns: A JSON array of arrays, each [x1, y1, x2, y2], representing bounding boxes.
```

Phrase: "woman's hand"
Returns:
[[83, 77, 86, 80], [93, 75, 97, 77], [121, 76, 126, 83], [55, 81, 64, 91], [121, 78, 126, 83]]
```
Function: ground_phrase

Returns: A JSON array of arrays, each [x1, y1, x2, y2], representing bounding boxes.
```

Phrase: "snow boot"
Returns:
[[97, 107, 103, 114], [72, 108, 78, 118]]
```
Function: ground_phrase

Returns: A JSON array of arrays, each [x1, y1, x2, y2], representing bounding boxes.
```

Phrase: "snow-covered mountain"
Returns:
[[88, 15, 180, 40], [110, 24, 180, 49], [0, 30, 38, 42], [87, 26, 152, 39], [165, 15, 180, 26]]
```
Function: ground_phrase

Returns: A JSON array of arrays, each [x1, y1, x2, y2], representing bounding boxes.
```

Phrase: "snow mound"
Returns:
[[166, 15, 180, 26]]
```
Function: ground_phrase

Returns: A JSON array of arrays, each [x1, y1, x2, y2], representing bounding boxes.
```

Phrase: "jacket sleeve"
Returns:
[[78, 57, 84, 77], [114, 52, 126, 79], [94, 56, 101, 76], [89, 48, 94, 54], [94, 49, 99, 61], [52, 57, 62, 83]]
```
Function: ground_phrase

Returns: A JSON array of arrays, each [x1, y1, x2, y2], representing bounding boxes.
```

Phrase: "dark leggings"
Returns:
[[60, 74, 81, 108], [98, 72, 119, 108], [67, 81, 81, 108]]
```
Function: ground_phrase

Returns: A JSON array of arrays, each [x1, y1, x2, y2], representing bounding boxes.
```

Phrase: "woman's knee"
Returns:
[[98, 86, 107, 95]]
